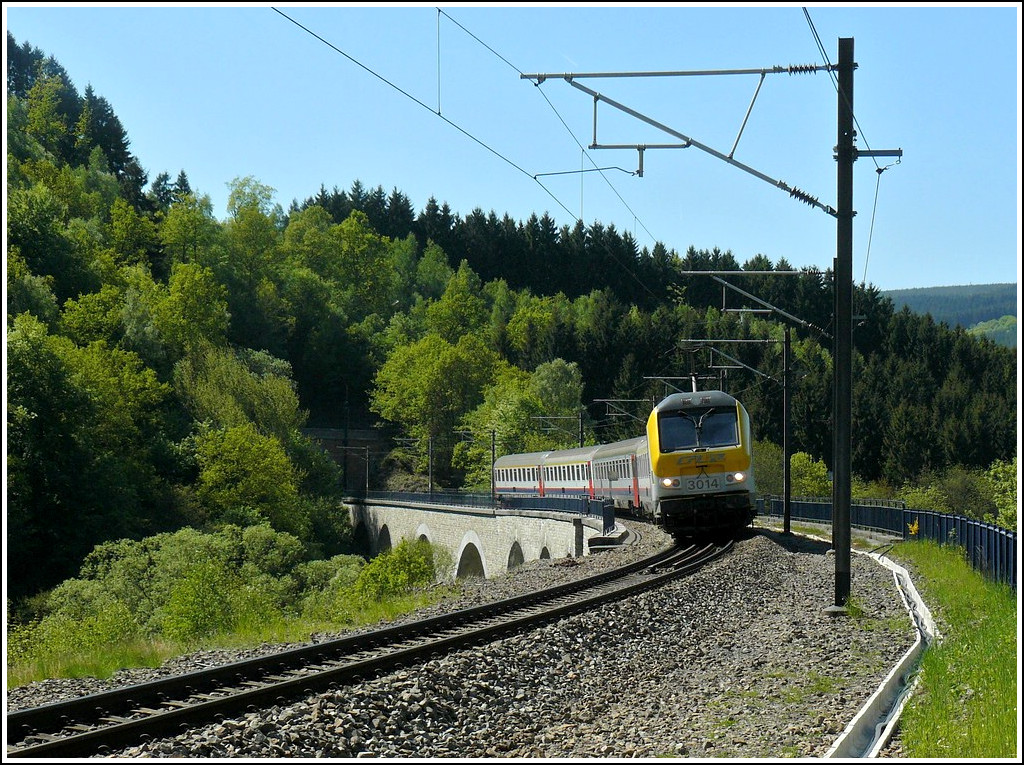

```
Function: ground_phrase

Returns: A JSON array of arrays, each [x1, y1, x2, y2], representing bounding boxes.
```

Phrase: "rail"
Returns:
[[7, 541, 726, 758]]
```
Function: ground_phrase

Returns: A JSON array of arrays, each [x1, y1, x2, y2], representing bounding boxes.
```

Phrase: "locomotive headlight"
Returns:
[[733, 472, 746, 482], [661, 477, 680, 488]]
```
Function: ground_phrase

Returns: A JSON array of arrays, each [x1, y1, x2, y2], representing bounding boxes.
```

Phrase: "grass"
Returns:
[[6, 637, 175, 689], [888, 538, 1018, 758], [7, 586, 457, 689], [777, 672, 840, 704]]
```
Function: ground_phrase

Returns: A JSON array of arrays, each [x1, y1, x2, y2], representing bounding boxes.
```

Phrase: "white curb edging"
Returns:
[[824, 547, 939, 758]]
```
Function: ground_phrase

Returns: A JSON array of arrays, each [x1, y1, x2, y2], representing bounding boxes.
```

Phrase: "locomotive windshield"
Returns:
[[658, 406, 739, 451]]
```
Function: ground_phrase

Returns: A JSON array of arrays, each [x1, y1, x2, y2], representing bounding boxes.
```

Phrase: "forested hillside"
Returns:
[[5, 32, 1018, 603], [883, 284, 1017, 348], [883, 283, 1017, 328], [967, 315, 1016, 348]]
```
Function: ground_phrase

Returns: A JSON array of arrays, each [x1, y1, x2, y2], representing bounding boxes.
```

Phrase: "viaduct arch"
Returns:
[[348, 499, 612, 581]]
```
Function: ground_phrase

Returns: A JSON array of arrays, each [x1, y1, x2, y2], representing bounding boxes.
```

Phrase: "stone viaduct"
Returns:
[[346, 497, 618, 580]]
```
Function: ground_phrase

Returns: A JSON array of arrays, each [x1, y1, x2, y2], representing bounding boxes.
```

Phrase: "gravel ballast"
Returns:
[[6, 520, 920, 758]]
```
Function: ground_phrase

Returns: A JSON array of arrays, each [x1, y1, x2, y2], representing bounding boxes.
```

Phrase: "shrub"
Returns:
[[298, 554, 367, 622], [751, 439, 783, 496], [352, 539, 443, 604], [789, 451, 832, 497], [20, 601, 143, 662], [983, 456, 1017, 531], [161, 560, 240, 642]]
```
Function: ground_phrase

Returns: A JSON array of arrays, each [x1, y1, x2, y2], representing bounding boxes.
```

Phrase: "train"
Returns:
[[492, 390, 756, 539]]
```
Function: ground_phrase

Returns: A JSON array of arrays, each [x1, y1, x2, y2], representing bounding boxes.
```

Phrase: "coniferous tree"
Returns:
[[384, 187, 415, 240], [415, 196, 458, 261], [6, 32, 44, 98], [173, 170, 192, 202], [148, 171, 175, 211], [362, 184, 388, 234]]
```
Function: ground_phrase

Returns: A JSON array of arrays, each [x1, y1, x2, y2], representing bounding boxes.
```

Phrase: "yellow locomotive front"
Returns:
[[646, 391, 756, 537]]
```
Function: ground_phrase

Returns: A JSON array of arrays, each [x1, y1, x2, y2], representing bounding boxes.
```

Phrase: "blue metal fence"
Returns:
[[758, 496, 1017, 588], [904, 509, 1017, 591]]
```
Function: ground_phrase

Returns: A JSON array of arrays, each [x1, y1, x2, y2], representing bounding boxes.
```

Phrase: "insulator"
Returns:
[[788, 187, 820, 207], [787, 64, 818, 75]]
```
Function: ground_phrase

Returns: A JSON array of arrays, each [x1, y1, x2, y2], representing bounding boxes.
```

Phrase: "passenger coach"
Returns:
[[493, 390, 756, 539]]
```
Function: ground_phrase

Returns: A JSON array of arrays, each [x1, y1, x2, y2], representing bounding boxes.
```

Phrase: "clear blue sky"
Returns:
[[4, 3, 1021, 292]]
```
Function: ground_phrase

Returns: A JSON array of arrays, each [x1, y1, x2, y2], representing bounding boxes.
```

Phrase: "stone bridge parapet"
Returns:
[[346, 499, 610, 580]]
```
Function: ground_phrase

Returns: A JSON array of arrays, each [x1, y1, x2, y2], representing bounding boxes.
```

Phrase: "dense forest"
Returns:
[[883, 283, 1017, 333], [884, 283, 1018, 348], [5, 32, 1018, 603]]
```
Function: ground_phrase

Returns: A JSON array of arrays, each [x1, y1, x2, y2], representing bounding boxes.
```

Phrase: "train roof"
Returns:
[[654, 390, 740, 412], [493, 450, 551, 468], [494, 437, 647, 469], [535, 443, 605, 464], [494, 443, 605, 468], [591, 436, 646, 459]]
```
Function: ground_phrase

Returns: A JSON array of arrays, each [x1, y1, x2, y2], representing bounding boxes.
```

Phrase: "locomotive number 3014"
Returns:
[[686, 477, 721, 490]]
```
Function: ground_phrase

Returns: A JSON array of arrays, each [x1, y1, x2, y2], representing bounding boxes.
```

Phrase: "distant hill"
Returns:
[[883, 283, 1016, 327], [967, 315, 1017, 348], [883, 283, 1017, 348]]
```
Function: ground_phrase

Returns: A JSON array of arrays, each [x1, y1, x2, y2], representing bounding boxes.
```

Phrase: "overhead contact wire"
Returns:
[[272, 6, 578, 223], [436, 8, 661, 301], [436, 7, 658, 246]]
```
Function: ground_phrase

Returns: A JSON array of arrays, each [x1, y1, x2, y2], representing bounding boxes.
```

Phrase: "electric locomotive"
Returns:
[[492, 390, 756, 539], [645, 390, 756, 537]]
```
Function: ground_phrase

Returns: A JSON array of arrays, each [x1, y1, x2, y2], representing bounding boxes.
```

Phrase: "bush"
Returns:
[[352, 539, 444, 604], [983, 457, 1016, 531], [897, 465, 1000, 523], [17, 601, 143, 663], [297, 554, 367, 622], [789, 451, 832, 497], [12, 525, 316, 654], [851, 476, 896, 500], [304, 496, 355, 560], [161, 560, 241, 642]]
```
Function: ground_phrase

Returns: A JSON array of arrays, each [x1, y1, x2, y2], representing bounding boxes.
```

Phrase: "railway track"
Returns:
[[6, 539, 731, 759]]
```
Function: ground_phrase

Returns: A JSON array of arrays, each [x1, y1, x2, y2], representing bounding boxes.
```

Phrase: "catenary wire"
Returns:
[[803, 6, 901, 287], [273, 6, 660, 302], [435, 8, 662, 301], [271, 7, 578, 224], [435, 7, 660, 246]]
